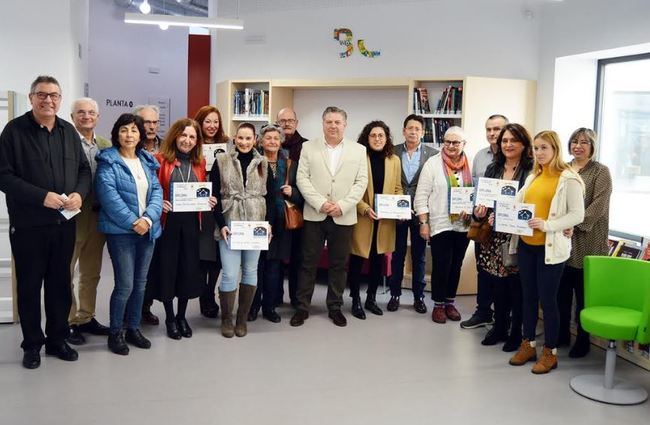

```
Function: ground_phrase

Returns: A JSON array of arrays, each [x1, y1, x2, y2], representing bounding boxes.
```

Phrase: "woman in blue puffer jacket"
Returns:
[[95, 113, 163, 356]]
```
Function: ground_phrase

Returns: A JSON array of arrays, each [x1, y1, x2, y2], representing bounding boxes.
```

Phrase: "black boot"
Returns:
[[569, 330, 591, 358], [502, 328, 522, 352], [351, 296, 366, 320], [364, 294, 383, 316], [108, 331, 129, 355], [482, 326, 508, 345]]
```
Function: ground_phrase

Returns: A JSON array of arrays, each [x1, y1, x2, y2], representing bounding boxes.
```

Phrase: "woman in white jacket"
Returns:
[[507, 130, 584, 374], [414, 127, 472, 324]]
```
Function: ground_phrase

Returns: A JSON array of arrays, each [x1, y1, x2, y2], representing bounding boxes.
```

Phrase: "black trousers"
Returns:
[[348, 221, 382, 299], [490, 272, 523, 336], [296, 218, 353, 312], [10, 221, 76, 350], [558, 265, 588, 341], [430, 231, 470, 303]]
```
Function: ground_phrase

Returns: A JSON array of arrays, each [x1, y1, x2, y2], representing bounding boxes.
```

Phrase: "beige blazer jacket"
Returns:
[[296, 137, 368, 226]]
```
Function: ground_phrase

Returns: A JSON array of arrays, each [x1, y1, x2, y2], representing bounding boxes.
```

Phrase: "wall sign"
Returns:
[[333, 28, 380, 58]]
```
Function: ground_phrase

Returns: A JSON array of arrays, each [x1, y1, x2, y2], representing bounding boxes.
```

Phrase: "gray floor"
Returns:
[[1, 255, 649, 425]]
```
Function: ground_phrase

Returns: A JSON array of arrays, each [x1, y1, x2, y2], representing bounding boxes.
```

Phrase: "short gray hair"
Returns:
[[133, 104, 160, 117], [258, 124, 285, 143], [322, 106, 347, 121], [30, 75, 60, 94], [71, 97, 99, 114], [443, 126, 467, 142]]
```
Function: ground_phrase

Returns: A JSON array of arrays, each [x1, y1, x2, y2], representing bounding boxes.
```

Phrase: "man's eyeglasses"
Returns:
[[442, 140, 464, 147], [75, 110, 97, 117], [32, 92, 61, 101], [278, 119, 296, 125]]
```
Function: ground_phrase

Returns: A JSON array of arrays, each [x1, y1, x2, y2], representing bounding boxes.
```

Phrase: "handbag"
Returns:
[[467, 218, 491, 244], [284, 159, 304, 230], [501, 239, 518, 267]]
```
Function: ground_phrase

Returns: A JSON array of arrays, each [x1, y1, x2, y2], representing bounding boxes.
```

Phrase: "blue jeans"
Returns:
[[389, 220, 427, 299], [218, 240, 260, 292], [106, 234, 156, 333]]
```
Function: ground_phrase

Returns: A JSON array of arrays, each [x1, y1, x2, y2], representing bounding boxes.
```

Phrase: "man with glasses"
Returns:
[[0, 75, 91, 369], [276, 107, 308, 307], [460, 114, 509, 330], [134, 104, 161, 154], [66, 98, 112, 346], [134, 104, 162, 325], [387, 114, 438, 314]]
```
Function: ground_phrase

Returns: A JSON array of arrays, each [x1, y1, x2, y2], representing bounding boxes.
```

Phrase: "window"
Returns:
[[595, 53, 650, 239]]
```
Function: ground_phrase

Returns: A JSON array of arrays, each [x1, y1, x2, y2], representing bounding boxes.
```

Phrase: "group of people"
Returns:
[[0, 75, 611, 375]]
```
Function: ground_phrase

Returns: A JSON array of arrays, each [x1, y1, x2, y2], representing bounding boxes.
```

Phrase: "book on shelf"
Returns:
[[435, 85, 463, 115], [609, 239, 643, 259], [413, 88, 431, 114], [233, 88, 269, 116]]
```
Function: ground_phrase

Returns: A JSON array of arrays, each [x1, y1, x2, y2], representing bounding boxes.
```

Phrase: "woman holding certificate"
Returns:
[[473, 123, 533, 351], [414, 126, 472, 324], [149, 118, 217, 340], [557, 128, 612, 358], [249, 124, 303, 323], [194, 106, 229, 319], [507, 130, 584, 374], [95, 113, 163, 355], [347, 121, 402, 319], [210, 122, 275, 338]]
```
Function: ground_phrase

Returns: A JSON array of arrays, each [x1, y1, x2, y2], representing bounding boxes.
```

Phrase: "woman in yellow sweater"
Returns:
[[506, 131, 584, 374]]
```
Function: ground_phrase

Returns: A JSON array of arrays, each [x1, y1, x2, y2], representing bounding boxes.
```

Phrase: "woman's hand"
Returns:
[[280, 184, 292, 197], [365, 208, 378, 220], [208, 196, 217, 209], [563, 227, 574, 238], [474, 205, 487, 219], [162, 200, 173, 213], [132, 218, 150, 235], [488, 212, 495, 226], [528, 218, 545, 230], [220, 226, 231, 245], [419, 223, 430, 241]]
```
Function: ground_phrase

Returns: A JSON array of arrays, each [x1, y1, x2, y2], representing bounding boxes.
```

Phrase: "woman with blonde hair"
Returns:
[[507, 130, 584, 374]]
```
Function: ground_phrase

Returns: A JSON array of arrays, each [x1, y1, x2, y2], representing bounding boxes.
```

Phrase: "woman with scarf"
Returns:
[[414, 126, 472, 324]]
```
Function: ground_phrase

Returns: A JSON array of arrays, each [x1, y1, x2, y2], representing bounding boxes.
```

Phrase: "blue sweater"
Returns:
[[95, 147, 163, 239]]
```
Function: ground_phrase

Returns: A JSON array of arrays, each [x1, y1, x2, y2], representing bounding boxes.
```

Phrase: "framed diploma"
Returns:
[[494, 201, 535, 236], [449, 187, 475, 214], [374, 194, 412, 220], [171, 182, 212, 212], [474, 177, 519, 208], [202, 143, 228, 171], [229, 220, 270, 251]]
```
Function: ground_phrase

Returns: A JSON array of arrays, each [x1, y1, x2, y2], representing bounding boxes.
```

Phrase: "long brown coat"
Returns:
[[350, 154, 403, 258]]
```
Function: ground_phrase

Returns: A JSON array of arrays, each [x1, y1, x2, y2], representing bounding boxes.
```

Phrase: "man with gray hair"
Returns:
[[66, 97, 112, 345], [134, 104, 161, 153], [291, 106, 368, 328]]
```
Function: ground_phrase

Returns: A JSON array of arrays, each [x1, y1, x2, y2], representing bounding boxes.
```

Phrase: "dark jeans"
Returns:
[[558, 265, 588, 341], [296, 218, 353, 312], [487, 271, 523, 336], [348, 220, 382, 299], [253, 251, 284, 313], [389, 220, 427, 299], [475, 248, 494, 319], [106, 234, 156, 333], [10, 222, 75, 350], [430, 231, 469, 303], [283, 228, 303, 306], [518, 240, 565, 348]]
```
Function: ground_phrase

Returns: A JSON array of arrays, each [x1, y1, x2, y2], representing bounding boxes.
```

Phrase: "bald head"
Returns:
[[277, 107, 298, 138]]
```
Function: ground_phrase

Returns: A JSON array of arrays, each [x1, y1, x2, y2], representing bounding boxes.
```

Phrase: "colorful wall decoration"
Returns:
[[333, 28, 380, 58]]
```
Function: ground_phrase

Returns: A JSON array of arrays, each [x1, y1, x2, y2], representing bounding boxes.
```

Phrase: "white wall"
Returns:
[[88, 0, 189, 138]]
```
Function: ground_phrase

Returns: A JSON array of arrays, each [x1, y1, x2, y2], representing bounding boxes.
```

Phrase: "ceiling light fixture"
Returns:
[[124, 13, 244, 30], [139, 0, 151, 14]]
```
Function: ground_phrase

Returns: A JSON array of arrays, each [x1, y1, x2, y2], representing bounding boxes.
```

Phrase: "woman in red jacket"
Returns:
[[148, 118, 216, 340]]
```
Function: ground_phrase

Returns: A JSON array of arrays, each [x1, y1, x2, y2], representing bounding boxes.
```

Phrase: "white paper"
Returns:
[[202, 143, 228, 171], [58, 193, 81, 220], [494, 201, 535, 236], [229, 221, 269, 251], [475, 177, 519, 208], [374, 194, 412, 220], [171, 182, 212, 212], [449, 187, 475, 214]]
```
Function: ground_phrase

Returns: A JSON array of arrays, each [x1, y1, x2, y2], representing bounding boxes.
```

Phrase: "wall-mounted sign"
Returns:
[[148, 96, 171, 136], [105, 99, 134, 108], [333, 28, 380, 58]]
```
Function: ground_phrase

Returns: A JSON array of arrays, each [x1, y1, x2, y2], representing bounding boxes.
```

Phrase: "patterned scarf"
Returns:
[[441, 149, 472, 223]]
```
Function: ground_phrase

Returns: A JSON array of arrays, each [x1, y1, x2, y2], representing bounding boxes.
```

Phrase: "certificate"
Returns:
[[374, 194, 412, 220], [449, 187, 475, 214], [58, 193, 81, 220], [202, 143, 228, 171], [474, 177, 519, 208], [229, 221, 269, 251], [494, 201, 535, 236], [171, 182, 212, 212]]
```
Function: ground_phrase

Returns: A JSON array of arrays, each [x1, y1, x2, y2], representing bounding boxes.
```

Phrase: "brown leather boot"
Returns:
[[532, 346, 558, 374], [235, 284, 256, 337], [219, 290, 236, 338], [509, 339, 537, 366]]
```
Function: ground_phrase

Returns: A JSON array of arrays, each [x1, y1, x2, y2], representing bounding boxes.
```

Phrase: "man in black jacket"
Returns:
[[0, 75, 91, 369]]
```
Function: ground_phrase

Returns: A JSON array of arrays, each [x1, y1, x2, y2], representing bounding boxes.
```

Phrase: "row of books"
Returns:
[[412, 86, 463, 115], [607, 238, 650, 260], [423, 118, 454, 145], [233, 89, 269, 116]]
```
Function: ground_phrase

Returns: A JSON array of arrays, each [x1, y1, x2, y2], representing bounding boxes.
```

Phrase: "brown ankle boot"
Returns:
[[219, 290, 236, 338], [509, 339, 537, 366], [235, 284, 256, 337], [532, 346, 558, 374]]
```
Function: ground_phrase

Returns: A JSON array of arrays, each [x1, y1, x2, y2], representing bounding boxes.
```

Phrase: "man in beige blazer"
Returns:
[[291, 106, 368, 327]]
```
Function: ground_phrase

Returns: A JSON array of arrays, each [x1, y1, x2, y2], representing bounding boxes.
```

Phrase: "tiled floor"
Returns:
[[1, 257, 649, 425]]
